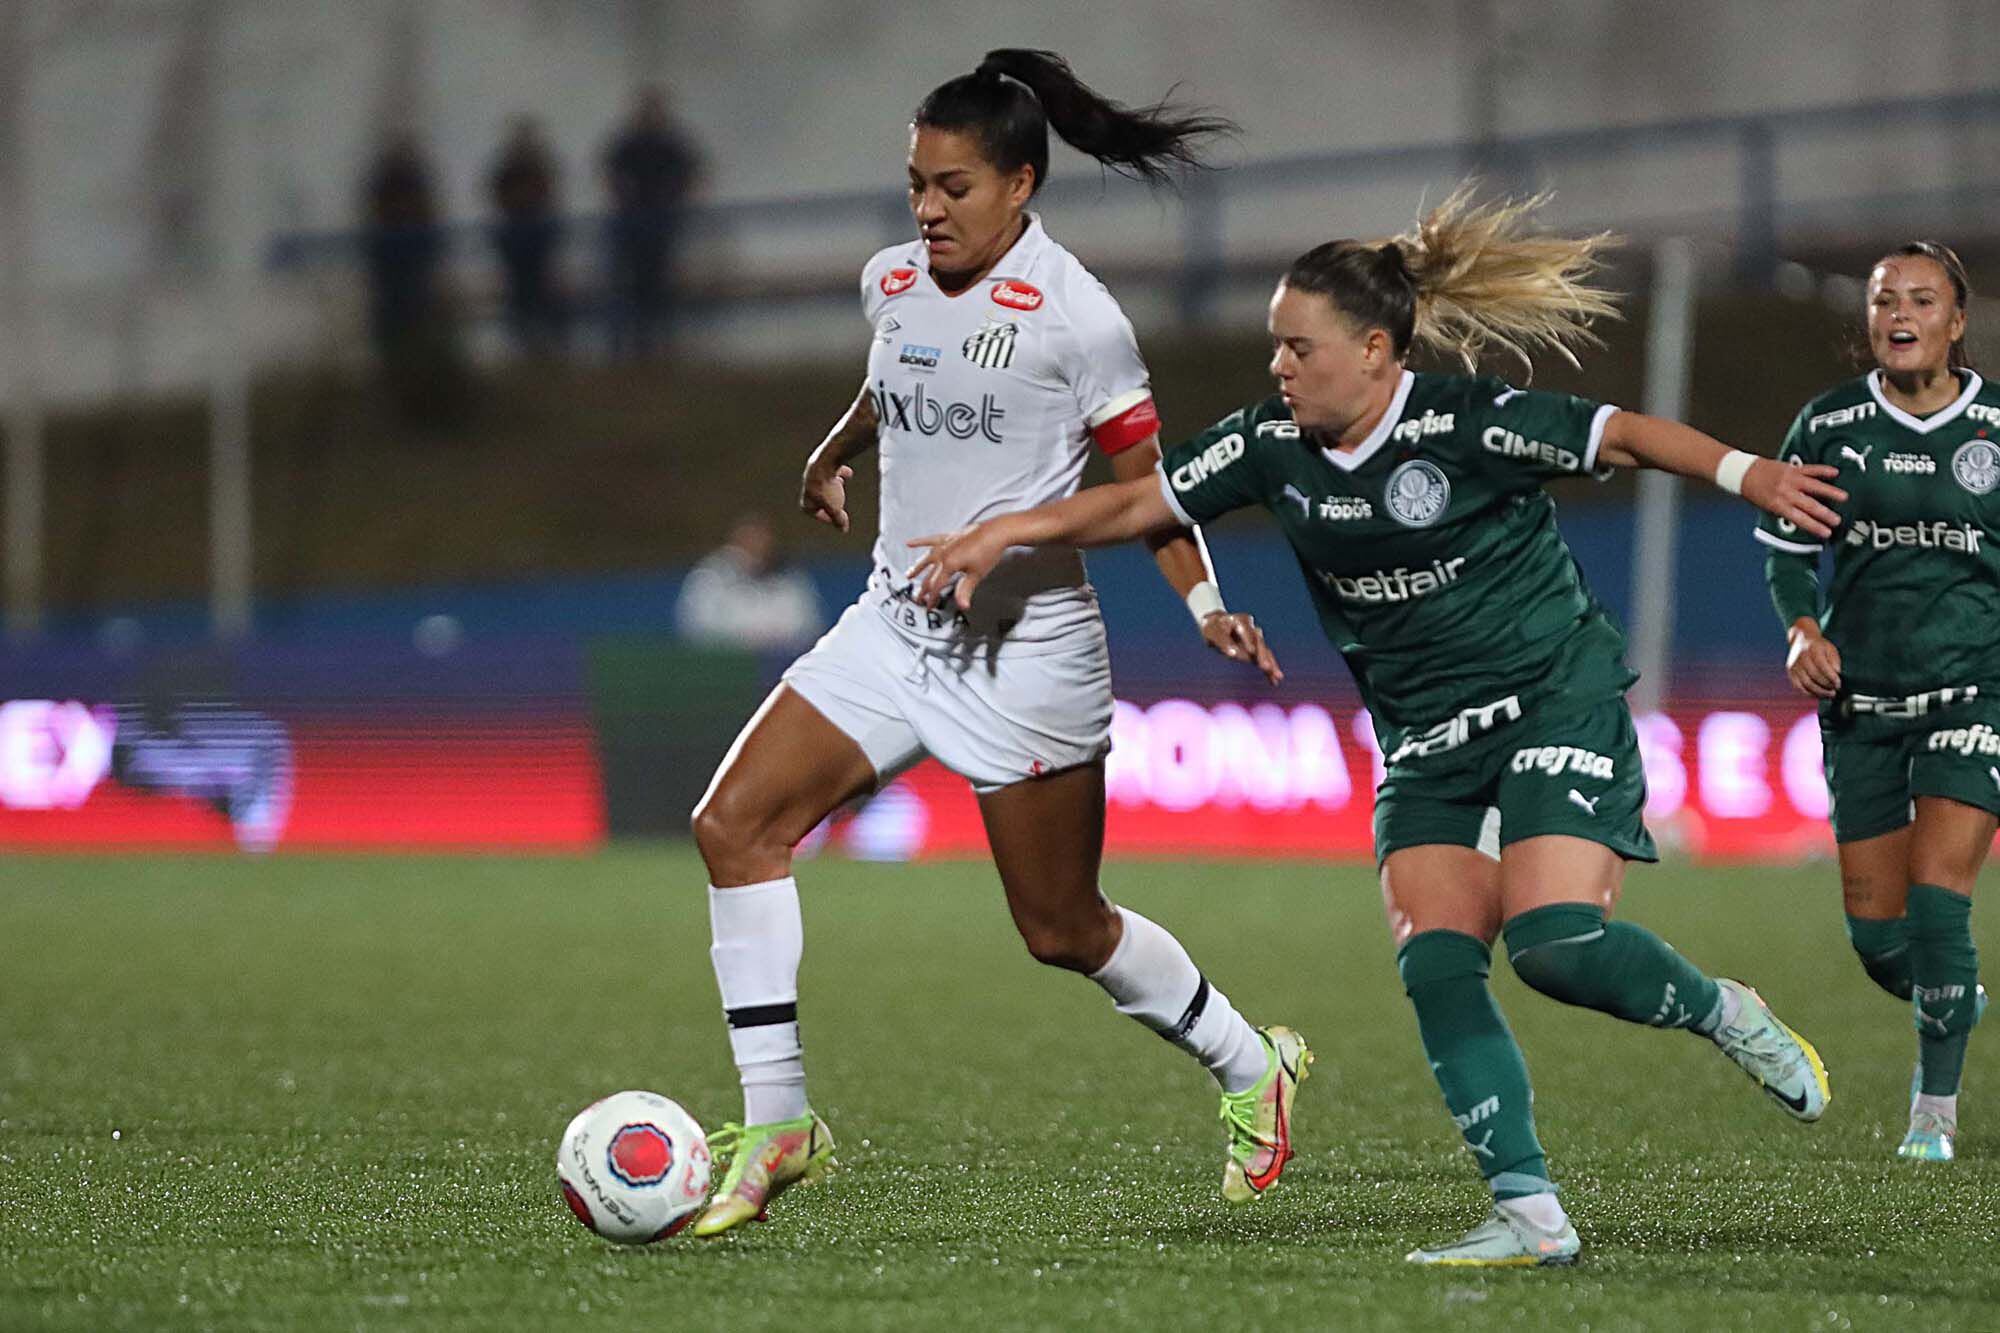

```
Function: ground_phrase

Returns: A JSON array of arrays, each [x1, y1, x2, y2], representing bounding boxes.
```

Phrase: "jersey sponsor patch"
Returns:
[[1885, 452, 1936, 475], [1951, 438, 2000, 494], [960, 321, 1017, 371], [1510, 744, 1616, 780], [880, 267, 919, 297], [990, 279, 1043, 311], [1170, 432, 1244, 489], [1384, 459, 1451, 527], [899, 343, 941, 370], [1809, 401, 1877, 432], [1091, 396, 1159, 455]]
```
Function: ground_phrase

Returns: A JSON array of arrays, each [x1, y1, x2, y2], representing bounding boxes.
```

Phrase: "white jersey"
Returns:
[[858, 214, 1160, 653]]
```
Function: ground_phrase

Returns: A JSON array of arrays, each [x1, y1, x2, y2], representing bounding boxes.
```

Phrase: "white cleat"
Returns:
[[1710, 979, 1830, 1121], [1405, 1206, 1580, 1268]]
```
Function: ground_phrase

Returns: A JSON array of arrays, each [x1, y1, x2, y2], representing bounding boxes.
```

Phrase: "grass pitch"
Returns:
[[3, 850, 1997, 1331]]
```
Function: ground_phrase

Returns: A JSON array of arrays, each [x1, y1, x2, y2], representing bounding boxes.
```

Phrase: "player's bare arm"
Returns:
[[798, 380, 879, 533], [1109, 437, 1283, 683], [1596, 411, 1848, 537]]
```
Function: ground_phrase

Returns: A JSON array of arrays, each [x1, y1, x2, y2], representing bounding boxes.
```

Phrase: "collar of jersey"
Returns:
[[1319, 369, 1415, 472], [907, 212, 1049, 298], [1865, 367, 1984, 434]]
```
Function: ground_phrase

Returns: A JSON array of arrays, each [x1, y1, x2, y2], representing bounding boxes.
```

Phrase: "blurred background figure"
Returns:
[[601, 85, 703, 360], [675, 514, 826, 652], [488, 116, 566, 357], [360, 128, 466, 423]]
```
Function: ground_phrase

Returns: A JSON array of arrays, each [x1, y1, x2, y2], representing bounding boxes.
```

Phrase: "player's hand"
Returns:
[[1201, 611, 1284, 685], [1742, 459, 1846, 539], [906, 522, 1010, 611], [800, 455, 854, 532], [1785, 621, 1842, 699]]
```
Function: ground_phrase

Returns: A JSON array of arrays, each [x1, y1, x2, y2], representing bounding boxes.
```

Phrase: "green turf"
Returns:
[[2, 851, 1996, 1331]]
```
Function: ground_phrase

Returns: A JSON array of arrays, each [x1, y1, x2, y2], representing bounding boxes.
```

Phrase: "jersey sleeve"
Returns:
[[1753, 408, 1825, 555], [1157, 408, 1264, 526], [1055, 276, 1157, 456], [1467, 379, 1620, 488]]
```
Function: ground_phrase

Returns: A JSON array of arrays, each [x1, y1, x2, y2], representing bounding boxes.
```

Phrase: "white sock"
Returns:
[[1089, 905, 1269, 1093], [1912, 1092, 1959, 1124], [1702, 981, 1742, 1038], [708, 878, 808, 1124], [1498, 1191, 1568, 1232]]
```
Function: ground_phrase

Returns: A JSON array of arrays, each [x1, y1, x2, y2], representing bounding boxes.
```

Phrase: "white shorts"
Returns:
[[782, 601, 1114, 795]]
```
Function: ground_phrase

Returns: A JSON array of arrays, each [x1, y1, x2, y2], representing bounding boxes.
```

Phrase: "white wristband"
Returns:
[[1714, 449, 1756, 495], [1185, 580, 1226, 624]]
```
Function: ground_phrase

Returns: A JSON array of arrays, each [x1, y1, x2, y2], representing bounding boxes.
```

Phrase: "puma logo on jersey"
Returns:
[[1281, 484, 1311, 516], [1566, 788, 1600, 815], [1492, 387, 1525, 407], [1809, 401, 1877, 432], [1840, 444, 1873, 470], [1510, 745, 1616, 780]]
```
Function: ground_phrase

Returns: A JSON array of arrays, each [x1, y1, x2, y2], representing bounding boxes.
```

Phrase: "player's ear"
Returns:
[[1005, 163, 1036, 209]]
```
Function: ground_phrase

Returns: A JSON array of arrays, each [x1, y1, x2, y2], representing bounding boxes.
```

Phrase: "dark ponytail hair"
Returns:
[[913, 48, 1235, 192], [1876, 240, 1975, 371], [1282, 184, 1620, 372]]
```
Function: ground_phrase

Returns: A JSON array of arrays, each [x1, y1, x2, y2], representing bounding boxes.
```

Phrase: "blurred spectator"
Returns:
[[489, 117, 566, 356], [361, 130, 466, 423], [601, 86, 704, 359], [675, 514, 826, 651]]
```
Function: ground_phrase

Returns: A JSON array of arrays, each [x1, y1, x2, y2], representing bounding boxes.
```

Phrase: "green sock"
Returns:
[[1909, 884, 1981, 1097], [1397, 930, 1553, 1200], [1844, 913, 1914, 1001], [1504, 903, 1724, 1033]]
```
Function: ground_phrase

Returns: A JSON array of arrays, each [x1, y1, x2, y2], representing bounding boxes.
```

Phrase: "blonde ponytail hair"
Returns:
[[1284, 183, 1622, 375]]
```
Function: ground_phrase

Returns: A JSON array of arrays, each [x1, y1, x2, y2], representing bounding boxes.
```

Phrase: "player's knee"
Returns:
[[1501, 903, 1608, 1005], [1843, 915, 1914, 1001], [1017, 914, 1115, 973], [690, 789, 783, 879]]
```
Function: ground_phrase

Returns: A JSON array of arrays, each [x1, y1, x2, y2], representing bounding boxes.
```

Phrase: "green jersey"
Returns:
[[1159, 370, 1633, 760], [1757, 371, 2000, 696]]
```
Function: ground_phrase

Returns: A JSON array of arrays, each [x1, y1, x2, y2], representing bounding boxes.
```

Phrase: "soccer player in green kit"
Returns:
[[907, 188, 1846, 1266], [1761, 241, 1998, 1163]]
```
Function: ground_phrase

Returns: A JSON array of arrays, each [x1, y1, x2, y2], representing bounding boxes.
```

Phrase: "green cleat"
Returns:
[[1219, 1025, 1312, 1204], [689, 1111, 836, 1237], [1898, 1110, 1957, 1162], [1405, 1206, 1581, 1268], [1710, 979, 1830, 1122]]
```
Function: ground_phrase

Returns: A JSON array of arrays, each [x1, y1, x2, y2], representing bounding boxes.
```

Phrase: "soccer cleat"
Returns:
[[1898, 1109, 1957, 1162], [1219, 1025, 1312, 1203], [1709, 979, 1830, 1122], [689, 1110, 836, 1237], [1405, 1206, 1581, 1267]]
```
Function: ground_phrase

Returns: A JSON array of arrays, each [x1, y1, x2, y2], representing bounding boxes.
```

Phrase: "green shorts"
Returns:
[[1372, 694, 1658, 865], [1822, 695, 2000, 843]]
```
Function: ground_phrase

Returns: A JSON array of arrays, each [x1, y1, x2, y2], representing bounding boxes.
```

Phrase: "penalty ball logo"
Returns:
[[606, 1123, 675, 1187], [1952, 439, 2000, 495], [1384, 459, 1451, 527]]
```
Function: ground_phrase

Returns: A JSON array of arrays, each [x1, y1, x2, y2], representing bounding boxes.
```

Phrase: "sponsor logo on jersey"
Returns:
[[1848, 685, 1978, 718], [1256, 419, 1301, 440], [990, 279, 1043, 312], [871, 380, 1006, 443], [1511, 745, 1616, 780], [1967, 403, 2000, 427], [1319, 557, 1466, 605], [1885, 452, 1936, 475], [1482, 426, 1586, 472], [880, 267, 919, 297], [898, 343, 941, 370], [960, 321, 1017, 370], [1170, 433, 1244, 490], [1391, 409, 1455, 444], [1839, 444, 1873, 471], [1951, 438, 2000, 494], [1843, 518, 1983, 554], [1384, 459, 1451, 527], [1317, 496, 1374, 521], [1926, 723, 2000, 758], [1386, 694, 1523, 764], [1808, 401, 1877, 433]]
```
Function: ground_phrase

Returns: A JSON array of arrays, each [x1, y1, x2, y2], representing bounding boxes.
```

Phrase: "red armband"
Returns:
[[1090, 394, 1160, 456]]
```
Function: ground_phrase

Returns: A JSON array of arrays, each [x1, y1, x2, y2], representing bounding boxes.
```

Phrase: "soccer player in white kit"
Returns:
[[688, 49, 1308, 1236]]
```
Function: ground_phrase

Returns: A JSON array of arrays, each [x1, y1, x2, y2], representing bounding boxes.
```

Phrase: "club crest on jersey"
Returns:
[[1952, 439, 2000, 494], [991, 279, 1043, 312], [961, 321, 1018, 370], [1384, 459, 1451, 527], [880, 268, 919, 297]]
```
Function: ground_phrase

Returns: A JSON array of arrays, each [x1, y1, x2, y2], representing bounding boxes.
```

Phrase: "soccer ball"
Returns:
[[556, 1090, 712, 1243]]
